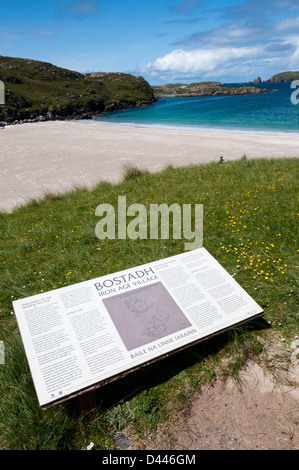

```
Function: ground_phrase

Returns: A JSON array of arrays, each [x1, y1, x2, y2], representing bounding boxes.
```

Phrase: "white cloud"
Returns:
[[275, 15, 299, 32], [146, 46, 262, 78], [144, 27, 299, 82], [174, 23, 260, 47], [288, 36, 299, 68], [147, 0, 299, 83]]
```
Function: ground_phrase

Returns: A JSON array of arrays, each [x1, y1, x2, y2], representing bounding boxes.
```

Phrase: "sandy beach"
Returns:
[[1, 120, 299, 213]]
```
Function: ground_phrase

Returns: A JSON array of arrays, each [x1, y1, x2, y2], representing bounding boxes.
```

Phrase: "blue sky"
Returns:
[[1, 0, 299, 84]]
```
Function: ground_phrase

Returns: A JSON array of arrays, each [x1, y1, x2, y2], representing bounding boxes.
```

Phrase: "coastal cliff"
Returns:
[[0, 56, 156, 124]]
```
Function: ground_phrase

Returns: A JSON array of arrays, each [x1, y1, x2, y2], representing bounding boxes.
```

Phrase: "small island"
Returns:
[[153, 81, 267, 98]]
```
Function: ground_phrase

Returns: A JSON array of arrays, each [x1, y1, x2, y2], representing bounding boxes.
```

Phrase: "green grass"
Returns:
[[0, 157, 298, 449]]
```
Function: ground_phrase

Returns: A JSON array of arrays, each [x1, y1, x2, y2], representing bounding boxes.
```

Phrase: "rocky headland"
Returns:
[[0, 56, 156, 126], [265, 71, 299, 83]]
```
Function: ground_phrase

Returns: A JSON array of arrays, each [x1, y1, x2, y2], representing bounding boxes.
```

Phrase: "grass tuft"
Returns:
[[122, 164, 149, 180]]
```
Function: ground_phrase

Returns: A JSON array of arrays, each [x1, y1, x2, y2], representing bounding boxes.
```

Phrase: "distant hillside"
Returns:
[[153, 82, 267, 98], [266, 71, 299, 83], [0, 56, 156, 124]]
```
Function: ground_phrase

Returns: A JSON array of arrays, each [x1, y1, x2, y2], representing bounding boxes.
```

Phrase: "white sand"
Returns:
[[1, 120, 299, 212]]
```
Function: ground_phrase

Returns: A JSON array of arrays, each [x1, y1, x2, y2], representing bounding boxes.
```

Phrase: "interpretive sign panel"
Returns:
[[13, 248, 263, 409]]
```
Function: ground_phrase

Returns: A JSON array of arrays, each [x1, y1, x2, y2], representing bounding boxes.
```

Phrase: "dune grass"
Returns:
[[0, 157, 298, 449]]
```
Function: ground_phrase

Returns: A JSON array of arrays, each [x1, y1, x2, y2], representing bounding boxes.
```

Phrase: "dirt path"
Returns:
[[122, 358, 299, 450], [170, 361, 299, 450]]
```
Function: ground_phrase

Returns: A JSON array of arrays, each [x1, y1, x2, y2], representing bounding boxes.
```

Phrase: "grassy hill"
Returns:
[[0, 56, 156, 123]]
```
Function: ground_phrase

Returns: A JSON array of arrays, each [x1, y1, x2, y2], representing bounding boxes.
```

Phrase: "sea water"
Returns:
[[92, 83, 299, 135]]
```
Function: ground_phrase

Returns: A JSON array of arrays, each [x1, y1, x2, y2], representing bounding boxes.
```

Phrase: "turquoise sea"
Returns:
[[92, 83, 299, 135]]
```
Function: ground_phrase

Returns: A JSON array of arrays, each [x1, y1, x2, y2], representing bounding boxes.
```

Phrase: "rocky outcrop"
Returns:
[[266, 71, 299, 83]]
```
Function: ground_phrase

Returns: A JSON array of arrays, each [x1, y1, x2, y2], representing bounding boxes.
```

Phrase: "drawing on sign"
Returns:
[[125, 296, 169, 337], [103, 282, 192, 351]]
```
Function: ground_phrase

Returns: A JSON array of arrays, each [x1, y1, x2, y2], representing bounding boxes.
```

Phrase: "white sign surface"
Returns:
[[13, 248, 263, 408]]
